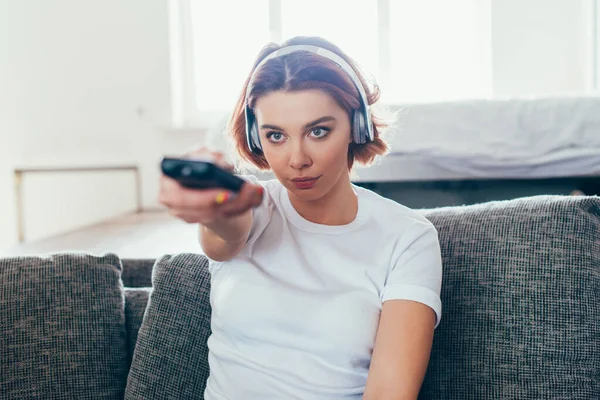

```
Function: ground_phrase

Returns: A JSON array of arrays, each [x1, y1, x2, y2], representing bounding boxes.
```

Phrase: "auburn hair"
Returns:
[[228, 36, 391, 170]]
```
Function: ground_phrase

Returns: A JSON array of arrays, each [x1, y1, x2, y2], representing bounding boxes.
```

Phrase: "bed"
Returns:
[[355, 94, 600, 182]]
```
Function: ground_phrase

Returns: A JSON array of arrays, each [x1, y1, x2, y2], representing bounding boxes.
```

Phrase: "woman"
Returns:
[[159, 36, 443, 399]]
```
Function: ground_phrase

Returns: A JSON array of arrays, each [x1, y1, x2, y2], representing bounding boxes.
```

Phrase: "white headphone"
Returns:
[[244, 45, 374, 153]]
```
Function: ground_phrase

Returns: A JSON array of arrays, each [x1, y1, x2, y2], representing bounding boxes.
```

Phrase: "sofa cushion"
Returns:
[[0, 252, 129, 399], [418, 195, 600, 399], [124, 253, 211, 400], [124, 287, 151, 368]]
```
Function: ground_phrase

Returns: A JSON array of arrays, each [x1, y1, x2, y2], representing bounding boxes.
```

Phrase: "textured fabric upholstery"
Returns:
[[3, 195, 597, 399], [123, 195, 600, 399], [121, 258, 156, 288], [124, 288, 151, 369], [124, 253, 211, 400], [417, 195, 600, 399], [0, 252, 129, 399]]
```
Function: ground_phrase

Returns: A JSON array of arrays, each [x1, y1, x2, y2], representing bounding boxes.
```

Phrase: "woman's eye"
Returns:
[[309, 127, 329, 138], [267, 132, 284, 142]]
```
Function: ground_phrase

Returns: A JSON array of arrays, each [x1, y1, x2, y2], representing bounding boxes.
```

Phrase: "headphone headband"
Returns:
[[244, 44, 374, 152]]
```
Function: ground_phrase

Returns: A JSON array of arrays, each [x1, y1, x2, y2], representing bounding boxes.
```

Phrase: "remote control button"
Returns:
[[181, 166, 192, 176]]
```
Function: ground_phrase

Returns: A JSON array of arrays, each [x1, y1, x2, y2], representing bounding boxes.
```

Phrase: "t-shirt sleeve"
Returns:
[[235, 174, 275, 255], [381, 220, 443, 328], [201, 174, 273, 270]]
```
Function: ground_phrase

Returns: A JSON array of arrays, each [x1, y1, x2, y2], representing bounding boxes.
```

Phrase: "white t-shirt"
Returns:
[[203, 176, 443, 400]]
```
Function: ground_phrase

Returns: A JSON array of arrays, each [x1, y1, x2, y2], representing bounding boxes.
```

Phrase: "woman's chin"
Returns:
[[286, 184, 326, 202]]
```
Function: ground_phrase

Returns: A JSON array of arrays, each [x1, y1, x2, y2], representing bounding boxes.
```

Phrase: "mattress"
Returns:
[[372, 94, 600, 181], [350, 152, 600, 183]]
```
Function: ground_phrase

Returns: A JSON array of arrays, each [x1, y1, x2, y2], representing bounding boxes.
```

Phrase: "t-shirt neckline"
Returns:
[[279, 184, 368, 234]]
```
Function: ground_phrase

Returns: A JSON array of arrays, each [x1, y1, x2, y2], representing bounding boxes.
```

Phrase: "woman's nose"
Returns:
[[288, 142, 312, 170]]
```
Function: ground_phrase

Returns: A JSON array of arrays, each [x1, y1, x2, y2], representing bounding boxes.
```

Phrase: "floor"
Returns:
[[2, 211, 203, 258]]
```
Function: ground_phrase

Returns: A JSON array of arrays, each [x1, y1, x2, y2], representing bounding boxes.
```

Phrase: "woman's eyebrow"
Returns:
[[260, 123, 285, 131], [304, 116, 336, 129], [260, 116, 336, 132]]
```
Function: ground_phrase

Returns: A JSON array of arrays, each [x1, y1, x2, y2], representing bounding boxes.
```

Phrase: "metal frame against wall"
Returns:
[[13, 165, 141, 243]]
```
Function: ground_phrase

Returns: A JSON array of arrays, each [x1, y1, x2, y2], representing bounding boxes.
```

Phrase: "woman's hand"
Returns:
[[158, 148, 263, 227]]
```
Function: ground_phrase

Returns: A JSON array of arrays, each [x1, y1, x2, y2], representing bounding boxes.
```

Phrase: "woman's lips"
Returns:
[[291, 176, 321, 189]]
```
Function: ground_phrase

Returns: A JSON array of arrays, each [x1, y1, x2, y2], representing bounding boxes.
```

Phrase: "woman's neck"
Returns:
[[288, 172, 358, 226]]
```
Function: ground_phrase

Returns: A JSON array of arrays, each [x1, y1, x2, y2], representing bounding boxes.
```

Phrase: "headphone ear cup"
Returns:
[[245, 106, 263, 153], [352, 110, 366, 144], [251, 121, 262, 151]]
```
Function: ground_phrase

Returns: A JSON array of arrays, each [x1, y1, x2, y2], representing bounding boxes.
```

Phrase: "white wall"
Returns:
[[20, 170, 138, 242], [491, 0, 594, 97], [0, 0, 177, 249]]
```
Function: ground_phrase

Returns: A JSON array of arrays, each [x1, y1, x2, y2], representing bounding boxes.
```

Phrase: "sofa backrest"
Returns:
[[121, 259, 155, 288], [123, 288, 151, 369]]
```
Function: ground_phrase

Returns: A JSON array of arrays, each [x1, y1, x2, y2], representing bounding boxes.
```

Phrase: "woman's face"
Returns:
[[253, 89, 352, 202]]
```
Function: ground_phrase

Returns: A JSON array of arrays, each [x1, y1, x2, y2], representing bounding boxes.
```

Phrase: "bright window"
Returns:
[[387, 0, 492, 103], [189, 0, 270, 112], [281, 0, 379, 81], [182, 0, 492, 119], [173, 0, 598, 126]]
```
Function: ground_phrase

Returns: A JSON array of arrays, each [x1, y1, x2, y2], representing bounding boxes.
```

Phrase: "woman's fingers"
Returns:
[[159, 175, 222, 209], [183, 146, 234, 172], [216, 183, 264, 218], [159, 174, 263, 224]]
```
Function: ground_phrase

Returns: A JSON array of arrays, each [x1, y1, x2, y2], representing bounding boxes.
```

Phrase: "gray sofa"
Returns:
[[1, 195, 599, 399]]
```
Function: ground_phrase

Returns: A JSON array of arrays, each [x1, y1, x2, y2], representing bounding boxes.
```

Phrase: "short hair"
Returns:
[[228, 36, 391, 170]]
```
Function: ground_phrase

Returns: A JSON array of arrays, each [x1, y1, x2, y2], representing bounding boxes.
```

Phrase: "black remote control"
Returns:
[[161, 157, 245, 192]]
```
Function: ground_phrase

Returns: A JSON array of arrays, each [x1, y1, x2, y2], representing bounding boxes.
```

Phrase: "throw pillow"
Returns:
[[124, 253, 211, 400], [418, 195, 600, 399], [0, 252, 129, 399]]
